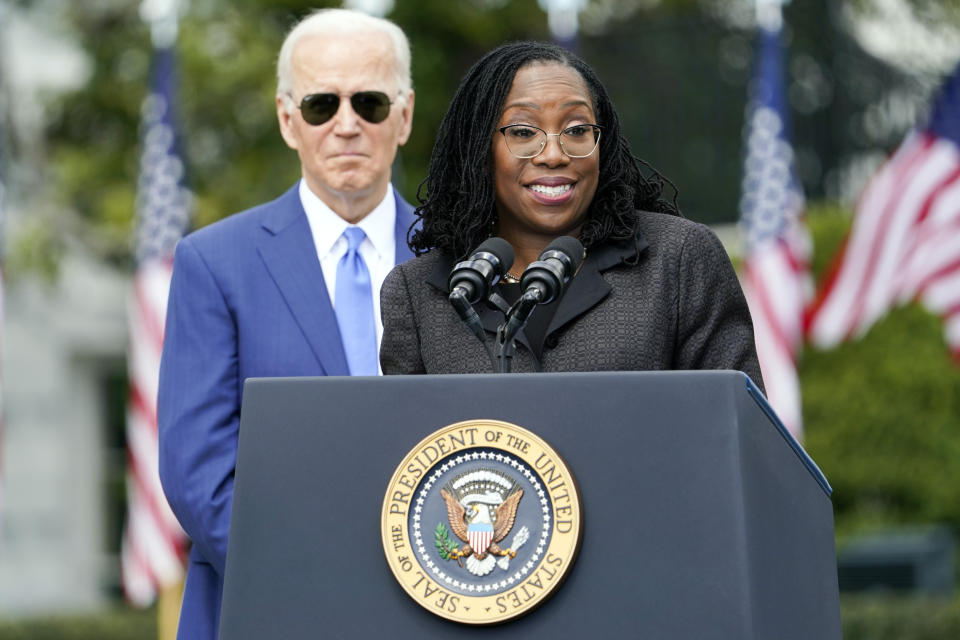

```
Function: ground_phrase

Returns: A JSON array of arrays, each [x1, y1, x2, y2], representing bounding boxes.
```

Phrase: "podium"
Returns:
[[220, 371, 840, 638]]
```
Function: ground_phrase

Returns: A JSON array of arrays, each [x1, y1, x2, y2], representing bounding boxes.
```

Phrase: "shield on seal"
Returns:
[[467, 521, 494, 555]]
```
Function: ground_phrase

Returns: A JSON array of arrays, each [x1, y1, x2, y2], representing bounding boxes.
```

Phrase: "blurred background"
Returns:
[[1, 0, 960, 637]]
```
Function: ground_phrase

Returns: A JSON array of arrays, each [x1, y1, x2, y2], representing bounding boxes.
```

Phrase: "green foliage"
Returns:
[[804, 201, 851, 282], [5, 595, 960, 639], [435, 522, 459, 560], [45, 5, 150, 266], [5, 218, 65, 282], [0, 607, 155, 639], [846, 0, 960, 34], [801, 205, 960, 539], [47, 0, 550, 266], [841, 594, 960, 640], [39, 1, 960, 268]]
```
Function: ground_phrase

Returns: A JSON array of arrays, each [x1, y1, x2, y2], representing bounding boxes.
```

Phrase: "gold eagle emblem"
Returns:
[[440, 487, 523, 564]]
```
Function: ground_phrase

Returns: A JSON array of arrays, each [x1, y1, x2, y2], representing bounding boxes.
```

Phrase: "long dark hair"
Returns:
[[409, 41, 679, 260]]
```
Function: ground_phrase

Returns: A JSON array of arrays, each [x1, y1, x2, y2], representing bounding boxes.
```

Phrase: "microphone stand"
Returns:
[[494, 290, 540, 373]]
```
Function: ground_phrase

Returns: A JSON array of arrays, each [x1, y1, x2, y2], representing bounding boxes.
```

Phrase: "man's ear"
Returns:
[[397, 89, 414, 146], [277, 95, 299, 150]]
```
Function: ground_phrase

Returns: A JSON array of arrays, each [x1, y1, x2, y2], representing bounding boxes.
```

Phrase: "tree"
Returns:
[[46, 0, 550, 267], [43, 1, 960, 260]]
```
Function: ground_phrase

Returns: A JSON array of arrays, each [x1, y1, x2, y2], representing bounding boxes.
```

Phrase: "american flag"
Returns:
[[807, 63, 960, 357], [738, 4, 811, 440], [121, 44, 191, 606]]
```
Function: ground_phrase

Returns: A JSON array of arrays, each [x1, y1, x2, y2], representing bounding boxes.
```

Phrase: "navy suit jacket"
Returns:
[[158, 184, 416, 639]]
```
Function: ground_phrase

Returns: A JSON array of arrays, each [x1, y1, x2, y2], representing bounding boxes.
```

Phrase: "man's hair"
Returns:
[[276, 9, 412, 103], [409, 41, 678, 261]]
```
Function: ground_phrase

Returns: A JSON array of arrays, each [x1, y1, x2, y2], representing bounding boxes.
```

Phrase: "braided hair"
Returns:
[[409, 41, 679, 260]]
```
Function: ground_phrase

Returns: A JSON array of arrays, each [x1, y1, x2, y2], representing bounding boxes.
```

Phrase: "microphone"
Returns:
[[448, 237, 515, 305], [448, 238, 514, 371], [518, 235, 585, 304]]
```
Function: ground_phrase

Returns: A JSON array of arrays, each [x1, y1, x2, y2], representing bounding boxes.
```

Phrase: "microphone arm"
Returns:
[[495, 290, 540, 373]]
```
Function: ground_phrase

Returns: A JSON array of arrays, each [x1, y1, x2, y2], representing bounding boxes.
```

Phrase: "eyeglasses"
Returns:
[[292, 91, 394, 126], [497, 124, 602, 159]]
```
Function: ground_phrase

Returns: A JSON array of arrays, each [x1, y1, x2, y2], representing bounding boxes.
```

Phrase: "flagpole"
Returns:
[[138, 3, 186, 640]]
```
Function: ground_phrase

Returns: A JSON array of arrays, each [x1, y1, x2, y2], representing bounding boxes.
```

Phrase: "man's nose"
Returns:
[[331, 96, 361, 134]]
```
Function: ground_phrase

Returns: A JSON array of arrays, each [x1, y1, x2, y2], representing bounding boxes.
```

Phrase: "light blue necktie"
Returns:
[[335, 227, 378, 375]]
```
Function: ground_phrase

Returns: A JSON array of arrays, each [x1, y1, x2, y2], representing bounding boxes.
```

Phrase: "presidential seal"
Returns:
[[381, 419, 582, 625]]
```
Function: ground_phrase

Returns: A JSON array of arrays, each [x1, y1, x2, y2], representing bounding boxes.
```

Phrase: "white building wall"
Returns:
[[0, 250, 128, 615]]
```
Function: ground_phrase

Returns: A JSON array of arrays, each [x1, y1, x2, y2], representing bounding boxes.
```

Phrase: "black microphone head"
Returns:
[[473, 237, 515, 278], [544, 235, 585, 271], [519, 236, 585, 304], [447, 237, 515, 303]]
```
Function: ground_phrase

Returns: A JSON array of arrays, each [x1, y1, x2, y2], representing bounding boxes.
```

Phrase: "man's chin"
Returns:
[[314, 168, 375, 192], [328, 177, 377, 195], [307, 171, 389, 203]]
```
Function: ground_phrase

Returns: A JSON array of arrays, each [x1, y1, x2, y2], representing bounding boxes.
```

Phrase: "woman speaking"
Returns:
[[380, 41, 763, 391]]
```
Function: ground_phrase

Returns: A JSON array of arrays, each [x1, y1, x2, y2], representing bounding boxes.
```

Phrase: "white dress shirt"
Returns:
[[299, 180, 397, 368]]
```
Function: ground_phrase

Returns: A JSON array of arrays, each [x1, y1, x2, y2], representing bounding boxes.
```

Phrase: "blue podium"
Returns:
[[220, 371, 840, 638]]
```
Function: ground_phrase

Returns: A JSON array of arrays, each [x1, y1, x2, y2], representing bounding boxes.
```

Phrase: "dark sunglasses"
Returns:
[[294, 91, 393, 126]]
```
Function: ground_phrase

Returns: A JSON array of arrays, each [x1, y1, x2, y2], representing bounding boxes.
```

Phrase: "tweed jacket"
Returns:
[[380, 211, 765, 392]]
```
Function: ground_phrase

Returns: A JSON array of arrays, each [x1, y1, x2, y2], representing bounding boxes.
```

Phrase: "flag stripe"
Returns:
[[122, 528, 160, 606], [134, 266, 169, 347], [893, 173, 960, 301], [923, 265, 960, 315], [807, 62, 960, 359], [915, 163, 960, 226], [125, 469, 183, 585], [841, 135, 937, 338], [747, 256, 797, 362], [127, 444, 186, 562], [807, 135, 928, 343], [918, 256, 960, 301], [860, 142, 960, 325]]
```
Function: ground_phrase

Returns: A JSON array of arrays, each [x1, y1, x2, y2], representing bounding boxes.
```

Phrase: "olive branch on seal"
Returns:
[[434, 522, 460, 560]]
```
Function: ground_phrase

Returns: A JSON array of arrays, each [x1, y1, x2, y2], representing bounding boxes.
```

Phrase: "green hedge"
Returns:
[[842, 594, 960, 640], [801, 204, 960, 539], [0, 607, 155, 639], [1, 597, 960, 639]]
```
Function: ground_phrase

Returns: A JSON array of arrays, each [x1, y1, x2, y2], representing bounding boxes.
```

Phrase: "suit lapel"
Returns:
[[548, 258, 611, 333], [257, 186, 350, 376], [394, 191, 417, 264], [547, 234, 649, 335]]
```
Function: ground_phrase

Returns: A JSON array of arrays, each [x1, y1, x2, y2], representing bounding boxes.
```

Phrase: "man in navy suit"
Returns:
[[157, 9, 416, 639]]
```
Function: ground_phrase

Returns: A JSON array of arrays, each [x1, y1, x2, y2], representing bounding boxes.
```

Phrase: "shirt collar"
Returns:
[[299, 179, 396, 260]]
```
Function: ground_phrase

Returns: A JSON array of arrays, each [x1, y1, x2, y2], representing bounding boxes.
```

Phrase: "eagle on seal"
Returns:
[[439, 488, 523, 565]]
